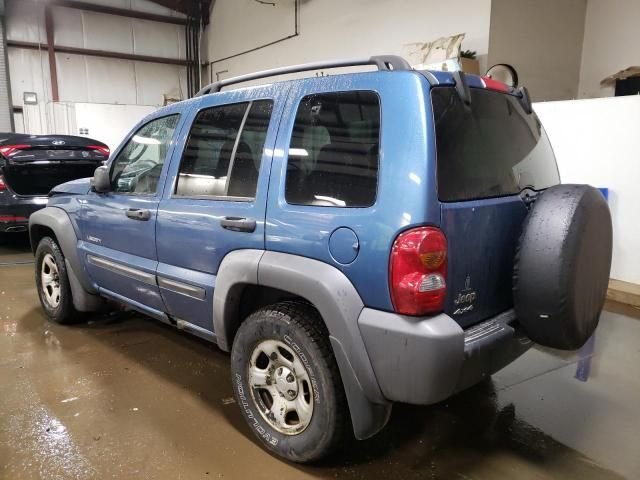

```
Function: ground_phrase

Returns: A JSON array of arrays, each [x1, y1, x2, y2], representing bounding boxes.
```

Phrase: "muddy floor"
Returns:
[[1, 232, 638, 479]]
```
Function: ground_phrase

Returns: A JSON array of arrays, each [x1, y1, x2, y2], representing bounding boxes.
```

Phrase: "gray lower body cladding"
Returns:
[[358, 308, 532, 405]]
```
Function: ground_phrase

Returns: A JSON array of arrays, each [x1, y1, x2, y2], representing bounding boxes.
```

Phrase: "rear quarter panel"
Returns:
[[265, 71, 439, 311]]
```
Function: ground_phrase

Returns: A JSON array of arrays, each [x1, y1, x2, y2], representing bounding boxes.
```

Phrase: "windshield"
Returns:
[[431, 87, 560, 202]]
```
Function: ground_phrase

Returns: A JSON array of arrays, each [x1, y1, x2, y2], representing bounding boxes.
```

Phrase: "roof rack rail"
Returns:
[[195, 55, 411, 97]]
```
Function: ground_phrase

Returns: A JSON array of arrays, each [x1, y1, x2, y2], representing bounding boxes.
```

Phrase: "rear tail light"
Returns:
[[0, 175, 6, 191], [87, 145, 110, 157], [0, 215, 28, 222], [0, 144, 30, 157], [389, 226, 448, 315]]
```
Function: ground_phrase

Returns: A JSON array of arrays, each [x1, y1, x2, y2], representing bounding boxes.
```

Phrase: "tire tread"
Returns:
[[236, 300, 349, 462]]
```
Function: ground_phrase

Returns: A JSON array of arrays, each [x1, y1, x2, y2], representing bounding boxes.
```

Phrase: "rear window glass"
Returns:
[[431, 87, 560, 202], [285, 91, 380, 208]]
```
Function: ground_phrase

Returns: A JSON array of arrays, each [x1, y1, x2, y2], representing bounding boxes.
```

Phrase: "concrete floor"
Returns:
[[1, 233, 639, 479]]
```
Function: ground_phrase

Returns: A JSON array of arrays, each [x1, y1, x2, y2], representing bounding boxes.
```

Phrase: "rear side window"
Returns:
[[432, 87, 560, 202], [285, 91, 380, 208], [175, 100, 273, 199]]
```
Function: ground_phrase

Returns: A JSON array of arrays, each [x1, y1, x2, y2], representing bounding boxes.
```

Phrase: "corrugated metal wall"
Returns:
[[6, 0, 189, 136], [0, 0, 14, 132]]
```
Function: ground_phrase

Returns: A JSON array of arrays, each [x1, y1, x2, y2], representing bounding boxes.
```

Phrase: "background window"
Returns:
[[285, 91, 380, 207], [110, 115, 179, 195], [175, 100, 273, 199]]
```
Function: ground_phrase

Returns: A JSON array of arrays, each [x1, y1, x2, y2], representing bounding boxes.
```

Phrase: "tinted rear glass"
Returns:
[[431, 87, 560, 202]]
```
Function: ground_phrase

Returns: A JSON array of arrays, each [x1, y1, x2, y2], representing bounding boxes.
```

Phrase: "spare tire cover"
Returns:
[[513, 184, 612, 350]]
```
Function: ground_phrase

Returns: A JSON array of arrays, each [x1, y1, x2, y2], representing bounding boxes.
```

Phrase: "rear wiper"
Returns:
[[518, 86, 533, 114], [519, 186, 541, 208]]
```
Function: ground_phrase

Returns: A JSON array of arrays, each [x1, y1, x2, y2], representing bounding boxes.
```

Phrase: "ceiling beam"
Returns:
[[7, 40, 194, 67], [47, 0, 188, 25], [150, 0, 212, 21]]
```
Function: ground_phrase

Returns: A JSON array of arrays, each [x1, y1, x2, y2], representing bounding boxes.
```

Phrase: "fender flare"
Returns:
[[29, 207, 102, 311], [213, 249, 391, 439]]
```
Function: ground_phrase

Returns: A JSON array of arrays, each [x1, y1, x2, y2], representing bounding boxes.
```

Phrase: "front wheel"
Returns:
[[230, 301, 349, 463], [35, 236, 81, 324]]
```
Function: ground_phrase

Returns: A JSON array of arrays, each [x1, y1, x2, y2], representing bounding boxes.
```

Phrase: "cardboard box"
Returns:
[[460, 58, 480, 75]]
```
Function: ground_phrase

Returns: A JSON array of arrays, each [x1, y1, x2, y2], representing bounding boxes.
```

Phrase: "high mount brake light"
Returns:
[[389, 226, 448, 315], [481, 76, 510, 93]]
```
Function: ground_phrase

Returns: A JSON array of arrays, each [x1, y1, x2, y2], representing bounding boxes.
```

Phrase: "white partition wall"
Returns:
[[534, 96, 640, 286]]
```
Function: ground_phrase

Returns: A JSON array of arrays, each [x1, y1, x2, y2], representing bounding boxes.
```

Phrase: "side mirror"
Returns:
[[91, 165, 111, 193]]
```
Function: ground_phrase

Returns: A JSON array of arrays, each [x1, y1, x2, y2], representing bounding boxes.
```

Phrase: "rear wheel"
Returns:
[[230, 301, 348, 463], [35, 236, 81, 324]]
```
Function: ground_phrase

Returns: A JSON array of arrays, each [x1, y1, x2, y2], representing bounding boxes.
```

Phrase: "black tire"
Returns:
[[35, 236, 81, 324], [513, 184, 612, 350], [230, 301, 349, 463]]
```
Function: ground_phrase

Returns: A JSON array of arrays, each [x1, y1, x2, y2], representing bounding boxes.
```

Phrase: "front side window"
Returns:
[[110, 115, 179, 195], [175, 100, 273, 199], [285, 91, 380, 208]]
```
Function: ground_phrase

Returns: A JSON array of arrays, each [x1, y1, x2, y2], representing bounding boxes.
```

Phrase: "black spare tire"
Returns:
[[513, 184, 612, 350]]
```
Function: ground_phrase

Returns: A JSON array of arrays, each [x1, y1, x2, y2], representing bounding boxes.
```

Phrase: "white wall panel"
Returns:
[[206, 0, 491, 81], [13, 112, 24, 133], [134, 62, 187, 105], [85, 56, 137, 104], [131, 0, 185, 18], [209, 0, 295, 62], [5, 0, 45, 44], [55, 52, 90, 103], [52, 5, 185, 59], [7, 0, 188, 109], [82, 11, 134, 54], [132, 18, 185, 59], [0, 19, 13, 131], [488, 0, 587, 101], [534, 96, 640, 284], [10, 100, 157, 148], [7, 47, 51, 106], [74, 102, 157, 152], [22, 104, 47, 135], [578, 0, 639, 98], [51, 6, 85, 49], [78, 0, 186, 18], [49, 102, 78, 135]]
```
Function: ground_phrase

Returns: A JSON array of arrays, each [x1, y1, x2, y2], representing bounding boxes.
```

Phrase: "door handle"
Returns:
[[220, 216, 256, 233], [126, 208, 151, 221]]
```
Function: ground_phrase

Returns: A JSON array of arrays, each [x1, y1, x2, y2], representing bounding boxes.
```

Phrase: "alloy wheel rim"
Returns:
[[41, 253, 61, 308], [248, 339, 314, 435]]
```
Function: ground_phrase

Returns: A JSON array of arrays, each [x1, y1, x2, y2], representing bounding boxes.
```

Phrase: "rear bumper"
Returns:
[[0, 192, 48, 232], [358, 308, 532, 405]]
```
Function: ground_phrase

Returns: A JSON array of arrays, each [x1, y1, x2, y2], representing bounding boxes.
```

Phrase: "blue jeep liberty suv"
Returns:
[[29, 56, 613, 463]]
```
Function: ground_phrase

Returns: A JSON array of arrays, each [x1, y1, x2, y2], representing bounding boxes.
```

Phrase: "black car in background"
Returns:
[[0, 134, 109, 233]]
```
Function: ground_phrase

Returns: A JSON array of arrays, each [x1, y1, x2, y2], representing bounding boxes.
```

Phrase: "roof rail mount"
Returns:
[[195, 55, 412, 97], [453, 70, 471, 107]]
